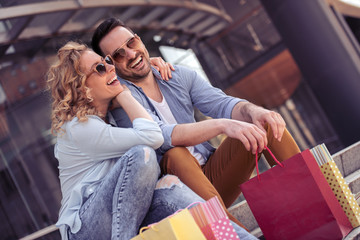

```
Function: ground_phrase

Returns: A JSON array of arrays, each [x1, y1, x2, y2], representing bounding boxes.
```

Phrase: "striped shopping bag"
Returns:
[[189, 196, 239, 240]]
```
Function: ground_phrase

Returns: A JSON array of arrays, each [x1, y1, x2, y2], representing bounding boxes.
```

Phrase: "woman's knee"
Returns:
[[125, 145, 160, 179], [155, 175, 204, 205], [126, 145, 157, 164], [155, 174, 183, 190]]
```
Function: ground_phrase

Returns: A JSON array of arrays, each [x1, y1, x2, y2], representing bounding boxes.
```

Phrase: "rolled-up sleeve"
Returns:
[[154, 118, 176, 154]]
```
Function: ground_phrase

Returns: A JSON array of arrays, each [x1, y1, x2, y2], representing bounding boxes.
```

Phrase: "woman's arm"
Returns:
[[69, 116, 164, 160], [150, 57, 175, 80], [68, 86, 164, 159], [114, 85, 153, 122]]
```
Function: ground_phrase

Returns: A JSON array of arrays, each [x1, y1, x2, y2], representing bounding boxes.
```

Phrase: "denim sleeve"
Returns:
[[176, 66, 247, 119]]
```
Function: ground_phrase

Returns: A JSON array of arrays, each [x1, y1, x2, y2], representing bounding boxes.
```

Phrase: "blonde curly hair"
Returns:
[[47, 41, 103, 135]]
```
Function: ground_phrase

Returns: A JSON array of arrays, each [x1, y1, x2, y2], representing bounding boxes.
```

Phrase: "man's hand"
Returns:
[[232, 102, 286, 142], [250, 107, 285, 142], [172, 118, 268, 154], [222, 119, 268, 154], [150, 57, 175, 81]]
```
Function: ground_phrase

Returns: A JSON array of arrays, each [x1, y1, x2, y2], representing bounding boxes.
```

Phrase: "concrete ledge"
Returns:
[[250, 227, 263, 239], [344, 226, 360, 240], [333, 141, 360, 177], [229, 200, 257, 231], [346, 169, 360, 196]]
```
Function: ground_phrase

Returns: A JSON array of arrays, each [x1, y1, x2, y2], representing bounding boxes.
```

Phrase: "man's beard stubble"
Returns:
[[115, 59, 152, 84]]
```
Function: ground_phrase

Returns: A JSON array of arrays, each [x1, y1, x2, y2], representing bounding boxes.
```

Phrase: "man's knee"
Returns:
[[162, 147, 198, 165], [161, 147, 201, 176], [163, 147, 188, 158]]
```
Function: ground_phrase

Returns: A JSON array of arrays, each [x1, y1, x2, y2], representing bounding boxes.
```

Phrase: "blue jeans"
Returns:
[[68, 145, 257, 240]]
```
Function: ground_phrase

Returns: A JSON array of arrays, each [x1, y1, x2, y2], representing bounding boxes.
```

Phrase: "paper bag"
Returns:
[[189, 196, 239, 240], [131, 208, 206, 240], [240, 148, 353, 240], [311, 144, 360, 228]]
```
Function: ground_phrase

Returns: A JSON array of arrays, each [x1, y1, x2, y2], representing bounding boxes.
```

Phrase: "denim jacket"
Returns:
[[110, 65, 244, 163]]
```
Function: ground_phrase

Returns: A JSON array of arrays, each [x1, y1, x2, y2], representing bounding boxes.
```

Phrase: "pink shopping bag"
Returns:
[[240, 147, 353, 240]]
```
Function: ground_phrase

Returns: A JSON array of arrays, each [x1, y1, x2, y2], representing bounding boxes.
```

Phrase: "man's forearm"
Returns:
[[231, 101, 261, 122], [171, 119, 224, 146]]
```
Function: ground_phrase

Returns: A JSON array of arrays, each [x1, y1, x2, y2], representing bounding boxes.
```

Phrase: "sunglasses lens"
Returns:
[[113, 48, 126, 61], [112, 36, 140, 62], [127, 37, 138, 48], [105, 56, 113, 65], [95, 63, 106, 75]]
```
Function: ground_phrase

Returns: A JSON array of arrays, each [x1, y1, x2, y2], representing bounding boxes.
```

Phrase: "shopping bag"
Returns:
[[311, 144, 360, 228], [189, 196, 239, 240], [131, 208, 206, 240], [240, 147, 353, 240]]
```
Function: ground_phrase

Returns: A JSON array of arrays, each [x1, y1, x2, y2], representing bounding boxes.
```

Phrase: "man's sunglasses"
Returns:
[[112, 34, 141, 62], [88, 55, 114, 77]]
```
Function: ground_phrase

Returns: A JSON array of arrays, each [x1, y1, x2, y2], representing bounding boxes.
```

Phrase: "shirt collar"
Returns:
[[151, 66, 166, 82]]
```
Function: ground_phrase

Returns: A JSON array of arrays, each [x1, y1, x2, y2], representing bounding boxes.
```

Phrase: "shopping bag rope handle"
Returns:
[[255, 146, 284, 181]]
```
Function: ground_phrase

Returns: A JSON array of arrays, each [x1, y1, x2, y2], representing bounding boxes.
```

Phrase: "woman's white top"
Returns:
[[54, 115, 163, 239]]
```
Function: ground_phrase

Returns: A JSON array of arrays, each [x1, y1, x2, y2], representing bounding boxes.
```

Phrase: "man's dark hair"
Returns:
[[91, 18, 134, 56]]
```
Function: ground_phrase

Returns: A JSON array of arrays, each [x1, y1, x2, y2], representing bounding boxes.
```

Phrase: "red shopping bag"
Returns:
[[240, 147, 353, 240], [189, 196, 239, 240]]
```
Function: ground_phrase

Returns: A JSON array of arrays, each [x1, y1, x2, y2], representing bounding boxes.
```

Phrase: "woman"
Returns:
[[47, 42, 204, 240]]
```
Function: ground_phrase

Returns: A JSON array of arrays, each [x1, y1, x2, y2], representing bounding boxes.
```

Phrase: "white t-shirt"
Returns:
[[149, 96, 206, 165]]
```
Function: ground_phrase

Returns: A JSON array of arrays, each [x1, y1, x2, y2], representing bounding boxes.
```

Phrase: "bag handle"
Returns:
[[255, 146, 284, 181], [139, 225, 159, 238]]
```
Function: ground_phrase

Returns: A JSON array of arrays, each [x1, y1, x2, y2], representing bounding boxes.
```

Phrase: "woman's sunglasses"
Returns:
[[112, 34, 141, 62], [89, 55, 114, 77]]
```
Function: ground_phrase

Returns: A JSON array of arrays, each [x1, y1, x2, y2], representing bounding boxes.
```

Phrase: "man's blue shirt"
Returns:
[[110, 65, 244, 163]]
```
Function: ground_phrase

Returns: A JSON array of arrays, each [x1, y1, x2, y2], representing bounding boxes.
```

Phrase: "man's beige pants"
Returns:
[[160, 125, 300, 230]]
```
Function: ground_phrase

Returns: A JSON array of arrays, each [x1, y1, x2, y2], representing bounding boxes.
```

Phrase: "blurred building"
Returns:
[[0, 0, 359, 239]]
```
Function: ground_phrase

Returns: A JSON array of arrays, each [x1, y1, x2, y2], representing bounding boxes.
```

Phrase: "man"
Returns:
[[91, 18, 300, 229]]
